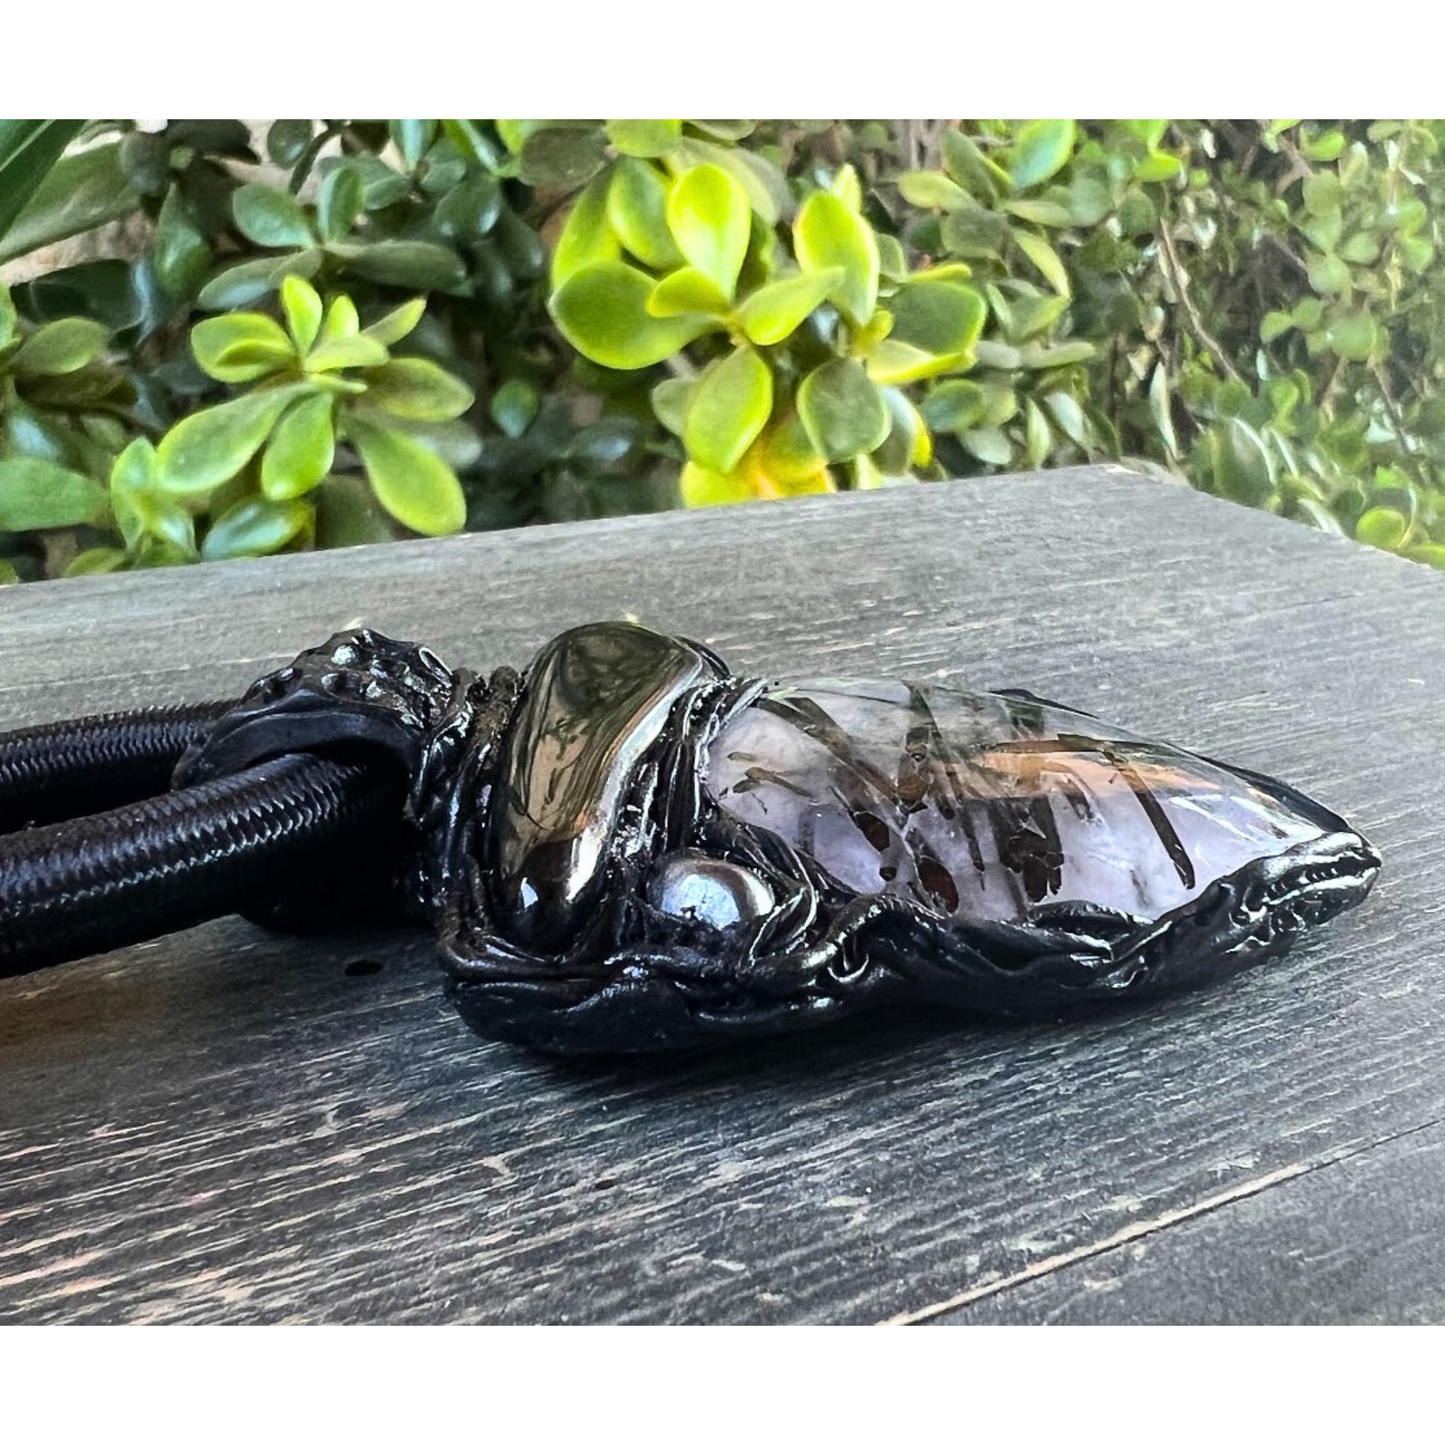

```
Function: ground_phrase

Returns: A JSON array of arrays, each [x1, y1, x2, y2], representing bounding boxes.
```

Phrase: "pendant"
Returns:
[[0, 621, 1380, 1054]]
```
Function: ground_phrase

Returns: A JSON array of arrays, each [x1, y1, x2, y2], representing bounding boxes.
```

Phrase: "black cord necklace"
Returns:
[[0, 621, 1380, 1054]]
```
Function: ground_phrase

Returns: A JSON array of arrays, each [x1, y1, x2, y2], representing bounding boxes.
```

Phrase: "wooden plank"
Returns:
[[929, 1118, 1445, 1325], [1, 465, 1443, 1324]]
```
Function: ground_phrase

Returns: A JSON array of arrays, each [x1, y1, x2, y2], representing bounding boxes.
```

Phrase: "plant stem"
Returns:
[[1157, 221, 1245, 384]]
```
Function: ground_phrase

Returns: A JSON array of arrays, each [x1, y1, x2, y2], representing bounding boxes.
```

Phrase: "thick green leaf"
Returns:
[[898, 170, 968, 210], [651, 377, 693, 436], [390, 119, 438, 172], [1325, 311, 1378, 360], [962, 427, 1013, 465], [348, 416, 466, 535], [1044, 391, 1088, 446], [1013, 231, 1070, 296], [793, 190, 879, 327], [362, 297, 426, 348], [607, 120, 682, 158], [197, 251, 322, 310], [306, 333, 389, 372], [921, 379, 987, 433], [669, 138, 789, 225], [281, 275, 324, 355], [65, 546, 126, 577], [1306, 253, 1350, 295], [607, 159, 684, 270], [680, 460, 757, 508], [316, 165, 364, 243], [1149, 364, 1178, 457], [550, 173, 620, 287], [363, 358, 474, 421], [267, 120, 314, 168], [887, 280, 986, 356], [735, 269, 841, 345], [332, 240, 467, 291], [1355, 506, 1407, 551], [0, 455, 105, 530], [1208, 417, 1274, 504], [1008, 119, 1076, 190], [261, 394, 335, 500], [233, 183, 314, 249], [191, 313, 295, 383], [1004, 197, 1073, 227], [0, 121, 91, 253], [551, 261, 713, 370], [518, 126, 607, 188], [151, 186, 210, 300], [647, 267, 731, 318], [864, 340, 965, 385], [202, 496, 312, 561], [666, 165, 750, 300], [156, 383, 312, 495], [797, 359, 889, 462], [684, 346, 773, 474], [490, 378, 540, 438], [11, 317, 109, 376]]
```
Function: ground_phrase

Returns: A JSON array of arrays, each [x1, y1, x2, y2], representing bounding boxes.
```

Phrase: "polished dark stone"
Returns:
[[485, 621, 713, 952], [706, 679, 1329, 927]]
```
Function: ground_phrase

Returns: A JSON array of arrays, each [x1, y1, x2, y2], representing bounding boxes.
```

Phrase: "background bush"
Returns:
[[1, 118, 1442, 583]]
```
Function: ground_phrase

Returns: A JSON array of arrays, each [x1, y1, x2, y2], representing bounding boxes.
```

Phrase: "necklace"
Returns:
[[0, 620, 1380, 1054]]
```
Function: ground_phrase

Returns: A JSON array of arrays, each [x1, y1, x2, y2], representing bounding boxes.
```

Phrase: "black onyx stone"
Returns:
[[487, 622, 715, 952], [705, 679, 1331, 926]]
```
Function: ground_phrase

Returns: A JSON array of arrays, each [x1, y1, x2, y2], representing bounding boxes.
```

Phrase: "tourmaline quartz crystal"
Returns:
[[705, 680, 1330, 929]]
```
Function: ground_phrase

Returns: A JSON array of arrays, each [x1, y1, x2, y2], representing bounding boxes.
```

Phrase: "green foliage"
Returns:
[[6, 117, 1445, 583]]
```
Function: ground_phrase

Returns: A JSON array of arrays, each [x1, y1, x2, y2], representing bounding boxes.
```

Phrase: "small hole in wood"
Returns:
[[345, 958, 384, 978], [592, 1177, 617, 1192]]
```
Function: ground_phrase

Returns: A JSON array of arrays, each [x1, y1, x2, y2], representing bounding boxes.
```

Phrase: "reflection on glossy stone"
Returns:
[[487, 622, 713, 951], [647, 848, 774, 928], [705, 679, 1328, 926]]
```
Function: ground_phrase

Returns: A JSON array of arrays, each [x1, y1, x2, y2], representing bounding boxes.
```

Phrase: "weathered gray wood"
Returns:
[[1, 465, 1442, 1325], [934, 1118, 1445, 1325]]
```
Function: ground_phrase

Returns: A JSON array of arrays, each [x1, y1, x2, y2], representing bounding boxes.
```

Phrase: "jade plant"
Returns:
[[548, 158, 981, 501]]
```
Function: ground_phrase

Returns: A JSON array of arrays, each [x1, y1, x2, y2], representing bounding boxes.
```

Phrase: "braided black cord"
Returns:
[[0, 703, 232, 834], [0, 752, 405, 978]]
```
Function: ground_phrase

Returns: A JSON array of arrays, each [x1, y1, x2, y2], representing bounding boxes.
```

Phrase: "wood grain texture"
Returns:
[[1, 465, 1442, 1325]]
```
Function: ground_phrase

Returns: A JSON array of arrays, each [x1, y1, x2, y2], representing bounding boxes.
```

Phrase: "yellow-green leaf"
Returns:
[[191, 312, 296, 383], [362, 358, 474, 421], [156, 383, 313, 496], [1013, 231, 1070, 296], [550, 173, 619, 288], [280, 275, 324, 355], [362, 297, 426, 348], [680, 460, 756, 508], [734, 269, 841, 345], [551, 261, 714, 370], [261, 393, 335, 500], [1355, 506, 1407, 551], [666, 164, 750, 301], [348, 417, 466, 536], [684, 346, 773, 474], [607, 158, 684, 271], [646, 267, 731, 318], [10, 316, 109, 376], [793, 190, 879, 328], [0, 455, 106, 530], [864, 340, 967, 385], [606, 119, 682, 159]]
